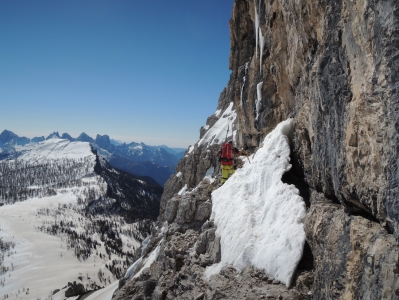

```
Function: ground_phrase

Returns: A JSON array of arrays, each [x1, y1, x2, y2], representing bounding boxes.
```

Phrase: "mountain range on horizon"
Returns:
[[0, 129, 187, 186], [0, 129, 186, 153]]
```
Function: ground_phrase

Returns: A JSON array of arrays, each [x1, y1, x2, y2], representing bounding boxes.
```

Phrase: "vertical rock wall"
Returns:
[[117, 0, 399, 298]]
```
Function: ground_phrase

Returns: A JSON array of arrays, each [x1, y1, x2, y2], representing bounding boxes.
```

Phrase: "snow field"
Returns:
[[16, 139, 95, 163], [0, 192, 141, 300], [205, 119, 306, 287]]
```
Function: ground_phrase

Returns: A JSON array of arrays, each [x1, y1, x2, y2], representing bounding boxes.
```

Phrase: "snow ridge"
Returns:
[[205, 119, 306, 287]]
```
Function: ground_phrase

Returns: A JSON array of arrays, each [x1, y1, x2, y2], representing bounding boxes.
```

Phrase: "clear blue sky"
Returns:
[[0, 0, 234, 148]]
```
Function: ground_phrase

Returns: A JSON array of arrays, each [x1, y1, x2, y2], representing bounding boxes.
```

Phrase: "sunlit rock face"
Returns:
[[115, 0, 399, 299], [229, 0, 399, 233]]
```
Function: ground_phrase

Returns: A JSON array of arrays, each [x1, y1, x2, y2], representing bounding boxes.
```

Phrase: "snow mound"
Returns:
[[205, 119, 306, 287]]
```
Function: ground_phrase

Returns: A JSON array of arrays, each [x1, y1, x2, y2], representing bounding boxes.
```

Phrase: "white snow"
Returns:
[[197, 102, 237, 147], [188, 145, 195, 154], [125, 229, 164, 280], [214, 109, 222, 118], [133, 245, 160, 279], [0, 194, 114, 300], [204, 119, 306, 287], [84, 280, 119, 300], [204, 166, 215, 183], [124, 257, 143, 280], [140, 236, 151, 255], [133, 145, 143, 151], [16, 138, 94, 163], [176, 172, 182, 178], [0, 189, 142, 300], [178, 184, 188, 196]]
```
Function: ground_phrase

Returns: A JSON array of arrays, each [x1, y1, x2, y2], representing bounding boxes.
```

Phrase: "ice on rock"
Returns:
[[259, 28, 266, 73], [254, 0, 259, 59], [255, 81, 263, 122]]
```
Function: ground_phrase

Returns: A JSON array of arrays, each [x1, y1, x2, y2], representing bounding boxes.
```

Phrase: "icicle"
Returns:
[[259, 28, 266, 74], [254, 0, 259, 59], [240, 62, 249, 107], [255, 81, 263, 121]]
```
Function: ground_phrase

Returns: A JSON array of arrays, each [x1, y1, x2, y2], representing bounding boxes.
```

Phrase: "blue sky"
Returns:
[[0, 0, 234, 148]]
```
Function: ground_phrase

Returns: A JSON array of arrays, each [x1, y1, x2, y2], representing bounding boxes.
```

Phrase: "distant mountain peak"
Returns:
[[61, 133, 75, 141], [46, 131, 61, 139], [1, 129, 16, 135], [0, 129, 30, 146], [0, 130, 18, 143], [77, 132, 95, 143]]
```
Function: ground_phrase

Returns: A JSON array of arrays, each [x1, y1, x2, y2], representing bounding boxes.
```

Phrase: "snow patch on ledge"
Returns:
[[178, 184, 188, 196], [133, 245, 161, 279], [198, 102, 236, 147], [204, 119, 306, 287]]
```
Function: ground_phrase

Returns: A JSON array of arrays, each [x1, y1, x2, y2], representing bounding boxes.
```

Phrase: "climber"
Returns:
[[217, 141, 241, 184]]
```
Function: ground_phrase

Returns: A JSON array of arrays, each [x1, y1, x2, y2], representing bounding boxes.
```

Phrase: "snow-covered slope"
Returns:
[[0, 139, 100, 203], [16, 138, 94, 162], [0, 193, 144, 300], [0, 138, 163, 299], [205, 119, 306, 286]]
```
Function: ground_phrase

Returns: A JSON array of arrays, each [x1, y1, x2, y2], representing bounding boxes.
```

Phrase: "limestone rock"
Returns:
[[305, 192, 399, 299], [114, 0, 399, 298]]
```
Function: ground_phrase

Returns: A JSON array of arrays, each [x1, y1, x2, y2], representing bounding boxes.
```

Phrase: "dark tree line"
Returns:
[[35, 204, 152, 279], [0, 237, 15, 281], [0, 157, 95, 203]]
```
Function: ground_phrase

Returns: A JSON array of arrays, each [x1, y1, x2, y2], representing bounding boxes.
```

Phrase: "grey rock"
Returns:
[[113, 0, 399, 299], [305, 192, 399, 299], [194, 200, 212, 222], [175, 195, 197, 224], [163, 196, 179, 222]]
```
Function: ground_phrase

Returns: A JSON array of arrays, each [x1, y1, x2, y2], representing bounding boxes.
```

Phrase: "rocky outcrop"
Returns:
[[115, 0, 399, 299], [65, 281, 85, 297]]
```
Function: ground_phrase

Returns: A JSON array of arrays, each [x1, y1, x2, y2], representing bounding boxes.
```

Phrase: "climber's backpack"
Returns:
[[220, 142, 233, 165]]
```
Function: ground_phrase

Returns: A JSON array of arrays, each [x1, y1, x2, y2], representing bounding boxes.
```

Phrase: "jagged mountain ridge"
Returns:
[[0, 129, 185, 185]]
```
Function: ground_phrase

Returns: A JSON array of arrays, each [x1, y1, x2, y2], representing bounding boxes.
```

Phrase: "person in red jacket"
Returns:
[[217, 141, 241, 184]]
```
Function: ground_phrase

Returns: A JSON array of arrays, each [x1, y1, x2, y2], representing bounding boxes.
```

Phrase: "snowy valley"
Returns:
[[0, 139, 162, 299]]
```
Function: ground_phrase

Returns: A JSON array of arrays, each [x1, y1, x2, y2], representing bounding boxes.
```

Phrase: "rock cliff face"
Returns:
[[114, 0, 399, 299]]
